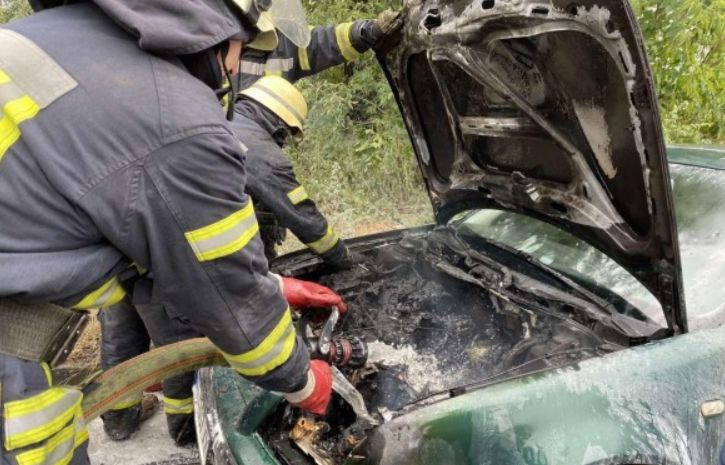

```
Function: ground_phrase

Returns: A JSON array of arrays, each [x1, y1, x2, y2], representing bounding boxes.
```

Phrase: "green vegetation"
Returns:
[[1, 0, 722, 240]]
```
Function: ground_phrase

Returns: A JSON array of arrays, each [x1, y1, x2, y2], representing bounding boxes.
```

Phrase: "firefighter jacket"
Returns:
[[0, 2, 308, 394]]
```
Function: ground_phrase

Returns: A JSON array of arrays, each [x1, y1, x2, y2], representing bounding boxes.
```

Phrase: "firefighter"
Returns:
[[236, 11, 404, 265], [97, 11, 405, 445], [0, 0, 346, 463]]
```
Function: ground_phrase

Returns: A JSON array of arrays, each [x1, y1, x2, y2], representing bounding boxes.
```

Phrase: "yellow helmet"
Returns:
[[239, 76, 308, 130]]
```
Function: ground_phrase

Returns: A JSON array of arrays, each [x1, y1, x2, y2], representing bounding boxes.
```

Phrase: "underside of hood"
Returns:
[[379, 0, 686, 332]]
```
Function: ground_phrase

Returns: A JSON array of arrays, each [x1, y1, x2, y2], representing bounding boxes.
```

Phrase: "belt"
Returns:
[[0, 298, 88, 365]]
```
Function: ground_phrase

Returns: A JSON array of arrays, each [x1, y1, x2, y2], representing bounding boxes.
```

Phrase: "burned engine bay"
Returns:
[[262, 228, 634, 465]]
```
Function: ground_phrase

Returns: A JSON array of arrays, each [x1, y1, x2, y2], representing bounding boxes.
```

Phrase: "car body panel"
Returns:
[[364, 323, 725, 465], [378, 0, 685, 333]]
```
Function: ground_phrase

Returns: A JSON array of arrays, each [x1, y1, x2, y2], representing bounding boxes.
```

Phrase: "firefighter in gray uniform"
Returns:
[[97, 11, 404, 445], [0, 0, 346, 463]]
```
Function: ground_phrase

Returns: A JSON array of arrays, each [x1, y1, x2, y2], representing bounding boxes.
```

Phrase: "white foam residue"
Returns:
[[367, 341, 456, 394]]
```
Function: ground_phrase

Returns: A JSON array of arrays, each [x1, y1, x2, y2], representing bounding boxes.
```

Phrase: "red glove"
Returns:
[[281, 277, 347, 313], [285, 360, 333, 415]]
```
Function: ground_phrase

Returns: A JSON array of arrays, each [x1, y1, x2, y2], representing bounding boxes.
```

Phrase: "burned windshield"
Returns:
[[455, 209, 665, 326]]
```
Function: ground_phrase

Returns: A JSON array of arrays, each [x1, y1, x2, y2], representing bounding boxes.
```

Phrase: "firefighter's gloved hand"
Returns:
[[367, 8, 406, 49], [281, 277, 347, 313], [285, 360, 333, 415]]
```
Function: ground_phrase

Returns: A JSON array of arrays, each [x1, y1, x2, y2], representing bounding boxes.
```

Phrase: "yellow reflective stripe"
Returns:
[[222, 308, 297, 377], [287, 185, 309, 205], [306, 226, 340, 255], [4, 388, 82, 451], [15, 412, 87, 465], [0, 69, 10, 84], [264, 70, 283, 76], [298, 46, 311, 71], [335, 22, 361, 62], [0, 95, 40, 161], [41, 363, 52, 386], [74, 276, 126, 310], [109, 396, 141, 411], [184, 202, 260, 262], [163, 396, 194, 415]]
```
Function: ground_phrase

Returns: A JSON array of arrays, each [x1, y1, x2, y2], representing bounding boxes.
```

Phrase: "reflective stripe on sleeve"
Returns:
[[335, 22, 362, 62], [14, 411, 87, 465], [74, 277, 126, 310], [306, 226, 340, 255], [163, 396, 194, 415], [287, 185, 309, 206], [221, 308, 297, 377], [298, 46, 311, 71], [184, 201, 260, 263], [3, 387, 83, 451]]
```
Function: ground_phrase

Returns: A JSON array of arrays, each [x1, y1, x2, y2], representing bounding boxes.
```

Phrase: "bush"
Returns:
[[632, 0, 724, 144]]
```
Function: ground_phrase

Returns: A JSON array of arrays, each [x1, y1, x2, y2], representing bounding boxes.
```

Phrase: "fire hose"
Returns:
[[81, 338, 225, 421], [80, 309, 370, 422]]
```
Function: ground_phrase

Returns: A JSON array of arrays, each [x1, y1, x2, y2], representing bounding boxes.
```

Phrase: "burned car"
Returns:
[[192, 0, 725, 463]]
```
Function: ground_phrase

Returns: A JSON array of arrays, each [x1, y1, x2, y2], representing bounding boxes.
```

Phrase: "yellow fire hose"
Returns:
[[81, 338, 227, 422]]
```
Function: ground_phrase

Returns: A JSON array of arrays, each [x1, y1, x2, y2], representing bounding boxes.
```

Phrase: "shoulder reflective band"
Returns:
[[13, 410, 88, 465], [287, 185, 309, 205], [240, 60, 265, 76], [240, 75, 308, 130], [334, 22, 361, 62], [221, 308, 296, 377], [264, 58, 294, 73], [163, 396, 194, 415], [74, 276, 126, 310], [0, 30, 77, 162], [3, 387, 83, 451], [184, 201, 260, 263], [306, 225, 340, 255]]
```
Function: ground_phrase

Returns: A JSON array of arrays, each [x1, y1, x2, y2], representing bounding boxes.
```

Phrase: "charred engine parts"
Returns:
[[299, 307, 368, 368]]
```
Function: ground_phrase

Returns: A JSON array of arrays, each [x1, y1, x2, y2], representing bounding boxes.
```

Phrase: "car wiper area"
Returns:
[[440, 227, 667, 340]]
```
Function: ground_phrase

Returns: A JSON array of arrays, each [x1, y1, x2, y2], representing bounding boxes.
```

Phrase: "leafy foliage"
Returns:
[[0, 0, 31, 24], [632, 0, 724, 143]]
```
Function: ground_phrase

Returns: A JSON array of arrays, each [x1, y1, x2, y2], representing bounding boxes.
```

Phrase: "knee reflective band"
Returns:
[[287, 185, 309, 206], [239, 75, 308, 131], [335, 22, 362, 62], [163, 396, 194, 415], [221, 308, 296, 377], [3, 388, 84, 451], [0, 30, 77, 162], [184, 201, 259, 262], [306, 225, 340, 255], [74, 276, 126, 310]]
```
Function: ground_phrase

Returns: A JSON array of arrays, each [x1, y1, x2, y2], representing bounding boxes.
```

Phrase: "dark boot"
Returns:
[[100, 393, 158, 441], [166, 413, 197, 446]]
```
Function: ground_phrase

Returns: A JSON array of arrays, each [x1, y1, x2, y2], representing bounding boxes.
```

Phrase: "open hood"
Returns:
[[380, 0, 686, 333]]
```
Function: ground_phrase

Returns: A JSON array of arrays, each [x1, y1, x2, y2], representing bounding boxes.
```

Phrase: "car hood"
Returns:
[[379, 0, 686, 333]]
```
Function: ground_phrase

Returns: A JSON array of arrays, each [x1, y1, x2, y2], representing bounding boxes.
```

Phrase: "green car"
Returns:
[[192, 0, 725, 463]]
